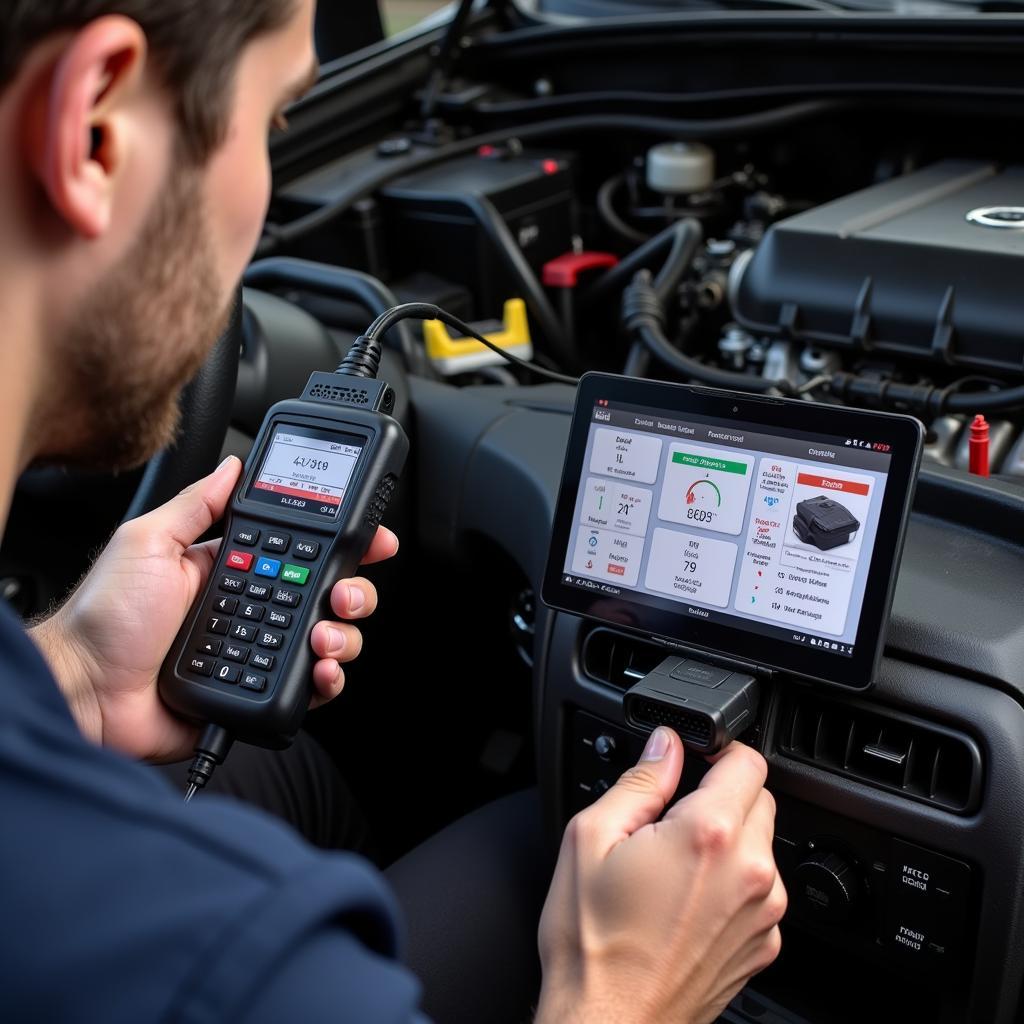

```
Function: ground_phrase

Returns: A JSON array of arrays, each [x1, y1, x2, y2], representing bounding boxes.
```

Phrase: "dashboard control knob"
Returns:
[[793, 850, 860, 925], [594, 735, 616, 761], [592, 779, 611, 797]]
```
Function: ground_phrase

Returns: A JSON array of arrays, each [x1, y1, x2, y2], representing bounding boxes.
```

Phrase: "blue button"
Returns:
[[254, 557, 282, 579]]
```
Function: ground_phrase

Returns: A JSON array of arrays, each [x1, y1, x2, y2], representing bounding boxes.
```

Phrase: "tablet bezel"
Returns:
[[541, 372, 924, 690]]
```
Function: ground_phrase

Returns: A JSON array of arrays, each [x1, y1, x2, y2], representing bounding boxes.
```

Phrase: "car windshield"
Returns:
[[520, 0, 1006, 15]]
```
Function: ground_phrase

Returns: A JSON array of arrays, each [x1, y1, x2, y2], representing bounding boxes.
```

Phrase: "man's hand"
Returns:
[[30, 456, 398, 763], [536, 730, 786, 1024]]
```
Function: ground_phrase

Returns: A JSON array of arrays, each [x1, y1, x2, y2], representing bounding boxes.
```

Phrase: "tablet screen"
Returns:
[[543, 374, 923, 688]]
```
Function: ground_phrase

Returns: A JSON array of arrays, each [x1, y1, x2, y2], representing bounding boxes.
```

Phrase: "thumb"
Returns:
[[585, 727, 684, 857], [134, 456, 243, 553]]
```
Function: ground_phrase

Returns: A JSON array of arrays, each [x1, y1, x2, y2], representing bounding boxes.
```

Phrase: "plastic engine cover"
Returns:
[[732, 160, 1024, 375]]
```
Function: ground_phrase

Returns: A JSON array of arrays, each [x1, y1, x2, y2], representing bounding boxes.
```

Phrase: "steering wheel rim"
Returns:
[[121, 289, 243, 523]]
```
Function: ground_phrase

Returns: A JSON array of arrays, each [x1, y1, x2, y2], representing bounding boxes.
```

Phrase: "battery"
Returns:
[[378, 150, 576, 318]]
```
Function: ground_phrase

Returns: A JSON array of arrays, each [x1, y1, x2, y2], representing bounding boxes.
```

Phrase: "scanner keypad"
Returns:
[[180, 521, 326, 697]]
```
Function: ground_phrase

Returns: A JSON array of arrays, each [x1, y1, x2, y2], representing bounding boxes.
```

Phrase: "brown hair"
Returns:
[[0, 0, 297, 162]]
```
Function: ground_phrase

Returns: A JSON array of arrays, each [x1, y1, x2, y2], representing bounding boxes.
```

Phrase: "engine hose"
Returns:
[[623, 271, 795, 395], [830, 372, 1024, 418], [623, 341, 651, 378], [637, 322, 795, 395], [597, 173, 649, 244], [945, 385, 1024, 413], [584, 218, 703, 309], [651, 218, 703, 304]]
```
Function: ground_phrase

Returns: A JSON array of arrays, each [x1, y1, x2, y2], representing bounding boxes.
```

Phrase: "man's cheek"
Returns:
[[206, 133, 272, 296]]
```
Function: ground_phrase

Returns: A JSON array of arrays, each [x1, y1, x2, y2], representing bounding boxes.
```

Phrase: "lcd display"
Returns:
[[248, 426, 364, 520]]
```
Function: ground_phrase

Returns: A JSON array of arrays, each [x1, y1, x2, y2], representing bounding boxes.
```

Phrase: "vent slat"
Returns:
[[787, 703, 801, 751], [812, 711, 826, 761], [929, 747, 942, 802], [842, 719, 856, 771], [778, 693, 980, 814], [901, 736, 915, 791]]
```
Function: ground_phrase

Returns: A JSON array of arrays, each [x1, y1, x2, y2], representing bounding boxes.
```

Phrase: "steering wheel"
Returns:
[[121, 290, 243, 523]]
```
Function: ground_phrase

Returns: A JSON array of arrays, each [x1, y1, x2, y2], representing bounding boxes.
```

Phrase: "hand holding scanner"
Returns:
[[159, 333, 408, 798]]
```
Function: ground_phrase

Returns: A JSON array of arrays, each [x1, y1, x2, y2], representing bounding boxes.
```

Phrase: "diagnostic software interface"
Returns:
[[561, 399, 894, 659]]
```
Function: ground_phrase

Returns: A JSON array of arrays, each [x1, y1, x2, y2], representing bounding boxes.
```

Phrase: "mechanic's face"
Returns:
[[52, 0, 318, 471]]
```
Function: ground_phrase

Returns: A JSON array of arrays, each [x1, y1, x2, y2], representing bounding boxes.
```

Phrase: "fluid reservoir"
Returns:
[[646, 141, 715, 195]]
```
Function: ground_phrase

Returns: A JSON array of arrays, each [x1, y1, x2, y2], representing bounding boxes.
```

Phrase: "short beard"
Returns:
[[41, 160, 228, 473]]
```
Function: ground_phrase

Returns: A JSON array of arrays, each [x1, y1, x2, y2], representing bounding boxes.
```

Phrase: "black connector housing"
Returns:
[[300, 371, 395, 415], [624, 656, 760, 755]]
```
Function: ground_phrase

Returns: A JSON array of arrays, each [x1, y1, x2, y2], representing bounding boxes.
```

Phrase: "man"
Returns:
[[0, 2, 786, 1021]]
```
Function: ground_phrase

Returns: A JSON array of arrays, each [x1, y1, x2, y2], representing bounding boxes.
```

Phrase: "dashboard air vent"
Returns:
[[581, 628, 665, 691], [777, 692, 982, 813]]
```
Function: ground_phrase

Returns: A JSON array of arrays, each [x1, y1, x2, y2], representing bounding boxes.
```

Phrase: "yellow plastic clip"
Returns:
[[423, 299, 533, 375]]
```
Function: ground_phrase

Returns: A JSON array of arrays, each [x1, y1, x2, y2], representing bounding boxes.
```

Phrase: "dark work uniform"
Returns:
[[0, 601, 428, 1023]]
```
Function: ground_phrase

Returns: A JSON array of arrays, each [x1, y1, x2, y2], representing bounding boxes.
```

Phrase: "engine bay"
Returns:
[[264, 100, 1024, 486]]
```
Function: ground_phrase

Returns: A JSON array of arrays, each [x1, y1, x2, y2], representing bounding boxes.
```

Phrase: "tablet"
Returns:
[[542, 373, 924, 689]]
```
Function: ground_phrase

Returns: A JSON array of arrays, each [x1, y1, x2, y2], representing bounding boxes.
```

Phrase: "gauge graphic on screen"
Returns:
[[659, 443, 755, 535], [685, 477, 722, 509]]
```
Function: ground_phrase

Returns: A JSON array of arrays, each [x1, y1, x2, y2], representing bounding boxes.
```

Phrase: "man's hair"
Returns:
[[0, 0, 297, 162]]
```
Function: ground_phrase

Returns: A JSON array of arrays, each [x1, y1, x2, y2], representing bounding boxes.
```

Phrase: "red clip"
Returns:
[[968, 414, 990, 477], [542, 251, 619, 289]]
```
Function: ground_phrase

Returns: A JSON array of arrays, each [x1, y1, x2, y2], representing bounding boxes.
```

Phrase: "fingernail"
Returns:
[[642, 727, 670, 762], [326, 626, 346, 653], [346, 585, 365, 612], [216, 455, 236, 474]]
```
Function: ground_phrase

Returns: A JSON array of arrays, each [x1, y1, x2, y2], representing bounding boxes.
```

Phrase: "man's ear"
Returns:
[[29, 16, 148, 240]]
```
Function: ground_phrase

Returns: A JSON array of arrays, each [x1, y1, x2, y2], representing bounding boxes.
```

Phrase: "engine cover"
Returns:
[[732, 160, 1024, 375]]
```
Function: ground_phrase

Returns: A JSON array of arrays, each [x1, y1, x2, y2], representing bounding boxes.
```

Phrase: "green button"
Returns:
[[281, 564, 310, 586]]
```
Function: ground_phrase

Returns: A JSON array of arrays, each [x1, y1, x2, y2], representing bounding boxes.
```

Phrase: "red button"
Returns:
[[226, 550, 254, 571]]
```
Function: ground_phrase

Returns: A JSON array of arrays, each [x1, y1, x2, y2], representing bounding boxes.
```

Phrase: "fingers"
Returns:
[[329, 577, 378, 620], [572, 728, 685, 858], [696, 741, 768, 820], [128, 456, 242, 555], [361, 526, 400, 565], [309, 620, 363, 663], [308, 621, 363, 709], [745, 787, 777, 847], [310, 659, 346, 709]]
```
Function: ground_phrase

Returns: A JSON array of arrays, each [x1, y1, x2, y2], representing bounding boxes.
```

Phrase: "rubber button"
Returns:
[[226, 550, 254, 572], [255, 557, 282, 579], [281, 564, 310, 586], [187, 656, 214, 677], [245, 582, 272, 602], [206, 616, 230, 636], [223, 643, 249, 664], [215, 663, 241, 684], [241, 672, 267, 693]]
